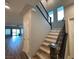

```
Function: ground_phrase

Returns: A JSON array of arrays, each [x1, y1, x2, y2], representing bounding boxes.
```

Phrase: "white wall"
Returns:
[[65, 4, 74, 32], [23, 7, 50, 57], [64, 4, 74, 59], [30, 8, 50, 56]]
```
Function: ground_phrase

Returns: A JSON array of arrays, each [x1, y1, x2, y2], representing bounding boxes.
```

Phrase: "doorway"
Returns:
[[68, 17, 74, 59]]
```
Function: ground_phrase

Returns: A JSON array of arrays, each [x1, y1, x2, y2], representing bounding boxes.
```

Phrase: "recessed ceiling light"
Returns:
[[5, 5, 10, 10]]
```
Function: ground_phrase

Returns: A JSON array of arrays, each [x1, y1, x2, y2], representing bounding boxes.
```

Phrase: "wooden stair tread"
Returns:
[[48, 32, 59, 36], [37, 50, 50, 59], [42, 42, 50, 46], [40, 46, 50, 54], [46, 35, 58, 39], [50, 30, 60, 32], [32, 55, 40, 59], [45, 38, 56, 43], [36, 52, 45, 59]]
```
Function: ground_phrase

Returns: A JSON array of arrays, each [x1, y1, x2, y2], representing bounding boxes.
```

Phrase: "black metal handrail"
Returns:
[[36, 1, 52, 29], [58, 24, 68, 59], [39, 1, 49, 18], [49, 23, 68, 59], [36, 5, 50, 25]]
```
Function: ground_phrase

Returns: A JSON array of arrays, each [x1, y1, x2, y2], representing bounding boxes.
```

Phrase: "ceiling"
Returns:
[[5, 0, 74, 26], [5, 0, 39, 14], [41, 0, 74, 11], [5, 0, 40, 26]]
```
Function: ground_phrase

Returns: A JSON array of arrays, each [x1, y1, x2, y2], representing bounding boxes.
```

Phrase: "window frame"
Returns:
[[12, 29, 21, 36], [48, 10, 54, 23], [57, 6, 64, 21], [5, 28, 11, 36]]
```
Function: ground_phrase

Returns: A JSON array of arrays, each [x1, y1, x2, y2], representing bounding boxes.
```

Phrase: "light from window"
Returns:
[[12, 29, 17, 36], [12, 29, 20, 36], [5, 29, 11, 35], [48, 11, 54, 22], [21, 29, 23, 35], [16, 29, 20, 35], [57, 6, 64, 21]]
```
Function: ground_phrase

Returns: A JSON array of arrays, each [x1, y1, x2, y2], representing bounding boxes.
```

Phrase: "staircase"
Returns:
[[32, 29, 61, 59]]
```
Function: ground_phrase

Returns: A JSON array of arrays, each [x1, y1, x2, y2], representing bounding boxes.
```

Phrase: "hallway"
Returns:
[[5, 0, 74, 59], [5, 36, 27, 59], [6, 36, 23, 53]]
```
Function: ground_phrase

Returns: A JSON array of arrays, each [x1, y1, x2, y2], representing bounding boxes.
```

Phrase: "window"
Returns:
[[5, 29, 11, 35], [12, 29, 16, 36], [16, 29, 20, 35], [57, 6, 64, 21], [12, 29, 20, 36], [48, 11, 54, 22], [21, 29, 23, 35]]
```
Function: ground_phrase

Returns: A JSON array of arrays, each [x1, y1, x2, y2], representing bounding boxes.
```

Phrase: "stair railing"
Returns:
[[36, 1, 52, 29], [49, 22, 68, 59]]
